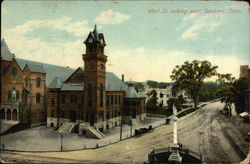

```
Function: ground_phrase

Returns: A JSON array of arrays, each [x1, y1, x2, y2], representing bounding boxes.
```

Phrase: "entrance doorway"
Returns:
[[70, 111, 77, 122]]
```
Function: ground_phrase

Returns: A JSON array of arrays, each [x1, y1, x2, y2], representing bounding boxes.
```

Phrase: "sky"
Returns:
[[1, 0, 249, 82]]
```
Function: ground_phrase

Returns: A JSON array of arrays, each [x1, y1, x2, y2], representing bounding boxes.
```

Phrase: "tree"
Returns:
[[146, 80, 158, 88], [198, 82, 221, 102], [134, 82, 144, 91], [170, 60, 218, 108], [216, 74, 248, 115], [146, 90, 158, 111], [167, 95, 186, 111]]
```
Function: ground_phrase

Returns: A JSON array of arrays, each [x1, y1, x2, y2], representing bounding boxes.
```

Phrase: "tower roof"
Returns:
[[84, 25, 105, 44]]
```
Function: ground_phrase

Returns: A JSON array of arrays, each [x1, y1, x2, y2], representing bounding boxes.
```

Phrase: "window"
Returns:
[[75, 73, 84, 79], [160, 93, 164, 98], [61, 95, 66, 104], [111, 95, 114, 105], [125, 101, 129, 106], [115, 95, 117, 105], [118, 95, 121, 104], [166, 94, 169, 98], [70, 95, 77, 103], [106, 111, 109, 120], [100, 64, 104, 69], [131, 101, 136, 106], [88, 84, 92, 106], [8, 90, 12, 100], [52, 98, 55, 106], [89, 46, 93, 53], [61, 111, 65, 118], [100, 84, 103, 107], [16, 91, 20, 100], [12, 68, 17, 77], [99, 111, 104, 121], [137, 101, 141, 106], [36, 93, 41, 104], [11, 89, 16, 99], [115, 110, 117, 117], [36, 77, 41, 88], [106, 95, 110, 106], [25, 77, 29, 88]]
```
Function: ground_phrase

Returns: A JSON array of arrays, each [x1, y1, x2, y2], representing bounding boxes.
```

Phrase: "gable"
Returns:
[[64, 67, 84, 83], [2, 58, 23, 82]]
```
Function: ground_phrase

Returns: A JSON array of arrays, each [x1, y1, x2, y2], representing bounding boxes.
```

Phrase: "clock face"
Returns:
[[89, 38, 93, 43]]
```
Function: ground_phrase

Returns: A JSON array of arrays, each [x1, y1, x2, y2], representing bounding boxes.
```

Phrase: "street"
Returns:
[[1, 101, 249, 163]]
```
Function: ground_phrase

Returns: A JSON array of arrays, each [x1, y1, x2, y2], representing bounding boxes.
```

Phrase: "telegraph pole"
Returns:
[[60, 134, 63, 151], [120, 109, 123, 140]]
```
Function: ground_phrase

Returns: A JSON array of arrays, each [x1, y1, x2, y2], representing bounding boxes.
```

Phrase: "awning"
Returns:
[[239, 112, 249, 117]]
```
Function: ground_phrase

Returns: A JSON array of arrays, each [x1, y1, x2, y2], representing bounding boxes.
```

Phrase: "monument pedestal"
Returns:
[[168, 144, 182, 163]]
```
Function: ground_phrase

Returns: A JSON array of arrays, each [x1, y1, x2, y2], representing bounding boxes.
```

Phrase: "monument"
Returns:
[[168, 105, 182, 163]]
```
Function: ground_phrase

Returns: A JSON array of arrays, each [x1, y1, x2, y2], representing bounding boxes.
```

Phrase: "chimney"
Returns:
[[122, 74, 124, 82]]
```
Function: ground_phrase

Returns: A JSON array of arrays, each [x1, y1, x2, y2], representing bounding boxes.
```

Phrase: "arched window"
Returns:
[[25, 77, 29, 88], [12, 68, 17, 77], [12, 109, 17, 121], [11, 89, 16, 99], [36, 93, 41, 104], [100, 84, 103, 107], [36, 77, 41, 88], [8, 90, 12, 100]]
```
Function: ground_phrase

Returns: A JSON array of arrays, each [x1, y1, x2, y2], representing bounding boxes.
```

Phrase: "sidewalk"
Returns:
[[0, 117, 166, 152]]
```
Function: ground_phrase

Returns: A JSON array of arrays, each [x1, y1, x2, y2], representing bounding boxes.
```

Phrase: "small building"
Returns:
[[138, 83, 192, 107], [240, 65, 249, 78]]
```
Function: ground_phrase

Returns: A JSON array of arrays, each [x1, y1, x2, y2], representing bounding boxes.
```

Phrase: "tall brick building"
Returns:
[[47, 26, 146, 132], [1, 26, 146, 133]]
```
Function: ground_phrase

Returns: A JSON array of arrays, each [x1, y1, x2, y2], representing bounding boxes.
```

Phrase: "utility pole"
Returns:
[[130, 119, 132, 137], [60, 134, 63, 151], [120, 110, 123, 140]]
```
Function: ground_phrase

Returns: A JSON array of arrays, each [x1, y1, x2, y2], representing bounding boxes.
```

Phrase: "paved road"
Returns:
[[1, 101, 249, 163]]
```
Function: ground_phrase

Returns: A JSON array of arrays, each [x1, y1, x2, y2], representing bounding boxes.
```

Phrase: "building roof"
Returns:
[[61, 83, 84, 91], [84, 25, 105, 44], [125, 84, 146, 98], [25, 63, 46, 74], [16, 58, 75, 86], [1, 39, 14, 61], [48, 77, 63, 89], [2, 37, 144, 99]]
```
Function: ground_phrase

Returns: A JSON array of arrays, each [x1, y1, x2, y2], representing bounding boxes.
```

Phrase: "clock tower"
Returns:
[[83, 25, 107, 126]]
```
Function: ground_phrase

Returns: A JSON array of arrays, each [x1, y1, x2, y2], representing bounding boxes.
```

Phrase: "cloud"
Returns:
[[2, 17, 88, 68], [179, 15, 225, 40], [94, 9, 130, 25], [4, 17, 91, 37]]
